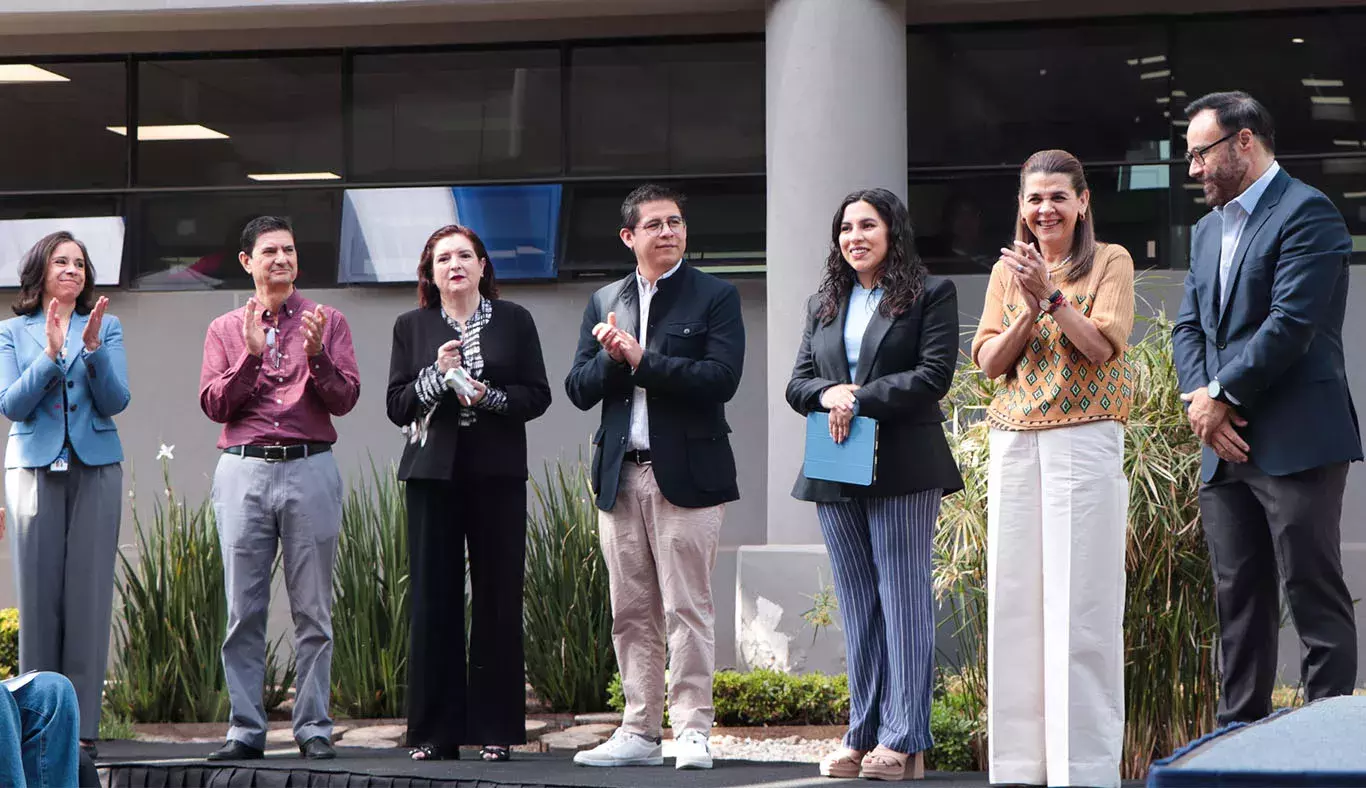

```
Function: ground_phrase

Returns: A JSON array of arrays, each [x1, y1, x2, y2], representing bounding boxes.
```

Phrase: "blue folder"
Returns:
[[803, 412, 878, 486]]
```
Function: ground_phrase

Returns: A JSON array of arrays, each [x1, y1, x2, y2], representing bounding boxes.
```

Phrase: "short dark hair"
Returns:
[[1185, 91, 1276, 153], [12, 231, 98, 317], [620, 184, 687, 231], [416, 224, 499, 308], [240, 215, 295, 256]]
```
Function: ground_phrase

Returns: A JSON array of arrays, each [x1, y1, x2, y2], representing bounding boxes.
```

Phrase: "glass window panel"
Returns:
[[910, 165, 1173, 276], [561, 178, 764, 275], [907, 24, 1171, 167], [0, 61, 126, 191], [131, 190, 340, 290], [1302, 158, 1366, 264], [569, 42, 764, 176], [0, 196, 125, 287], [136, 56, 343, 187], [351, 49, 562, 182], [1172, 12, 1366, 158], [339, 183, 561, 283], [1173, 157, 1366, 266]]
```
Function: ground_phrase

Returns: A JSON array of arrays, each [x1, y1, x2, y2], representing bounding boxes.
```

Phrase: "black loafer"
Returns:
[[207, 740, 264, 761], [300, 736, 336, 760]]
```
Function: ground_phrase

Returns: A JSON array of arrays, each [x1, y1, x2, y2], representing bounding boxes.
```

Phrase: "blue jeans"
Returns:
[[1, 672, 80, 787]]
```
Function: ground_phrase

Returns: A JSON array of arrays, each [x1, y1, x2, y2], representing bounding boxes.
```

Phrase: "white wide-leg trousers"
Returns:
[[987, 420, 1128, 788]]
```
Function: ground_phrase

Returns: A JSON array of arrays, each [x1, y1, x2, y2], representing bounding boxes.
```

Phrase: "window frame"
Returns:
[[3, 10, 1366, 291]]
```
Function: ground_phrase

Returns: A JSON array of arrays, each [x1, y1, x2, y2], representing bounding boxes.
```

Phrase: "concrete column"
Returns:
[[764, 0, 907, 545], [735, 0, 906, 674]]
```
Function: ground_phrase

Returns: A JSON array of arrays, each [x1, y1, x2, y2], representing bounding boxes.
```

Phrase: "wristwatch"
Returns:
[[1208, 378, 1227, 403], [1040, 289, 1066, 315]]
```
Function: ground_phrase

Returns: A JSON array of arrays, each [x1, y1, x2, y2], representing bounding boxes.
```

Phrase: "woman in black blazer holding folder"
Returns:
[[786, 188, 962, 782], [387, 224, 551, 763]]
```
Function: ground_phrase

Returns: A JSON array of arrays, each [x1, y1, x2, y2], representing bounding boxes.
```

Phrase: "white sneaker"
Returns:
[[673, 729, 713, 770], [573, 728, 664, 767]]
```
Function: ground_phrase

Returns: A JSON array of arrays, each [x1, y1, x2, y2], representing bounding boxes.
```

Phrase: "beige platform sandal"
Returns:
[[859, 745, 925, 781], [818, 746, 866, 778]]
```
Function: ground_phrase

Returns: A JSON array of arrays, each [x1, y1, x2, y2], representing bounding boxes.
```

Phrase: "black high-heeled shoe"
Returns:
[[480, 745, 511, 762], [410, 744, 459, 761]]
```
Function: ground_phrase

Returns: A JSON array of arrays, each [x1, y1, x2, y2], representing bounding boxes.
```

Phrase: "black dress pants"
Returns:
[[1200, 461, 1357, 725], [404, 475, 528, 747]]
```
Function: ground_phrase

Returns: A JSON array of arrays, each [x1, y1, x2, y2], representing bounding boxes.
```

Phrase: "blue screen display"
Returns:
[[338, 183, 562, 283]]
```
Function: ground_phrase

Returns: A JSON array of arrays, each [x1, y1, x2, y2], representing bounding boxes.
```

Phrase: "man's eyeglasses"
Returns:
[[637, 216, 686, 236], [1185, 131, 1239, 166]]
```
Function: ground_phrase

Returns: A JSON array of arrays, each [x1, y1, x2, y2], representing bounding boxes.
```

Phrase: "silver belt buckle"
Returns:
[[262, 445, 288, 462]]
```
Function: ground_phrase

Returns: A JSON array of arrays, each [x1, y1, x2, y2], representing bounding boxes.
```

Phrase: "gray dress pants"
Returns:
[[211, 451, 342, 749], [5, 458, 123, 741]]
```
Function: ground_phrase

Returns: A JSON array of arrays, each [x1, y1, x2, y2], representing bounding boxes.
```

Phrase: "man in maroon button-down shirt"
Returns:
[[198, 216, 360, 762]]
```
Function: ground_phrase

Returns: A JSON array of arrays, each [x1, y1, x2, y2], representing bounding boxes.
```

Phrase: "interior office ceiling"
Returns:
[[0, 0, 1360, 55]]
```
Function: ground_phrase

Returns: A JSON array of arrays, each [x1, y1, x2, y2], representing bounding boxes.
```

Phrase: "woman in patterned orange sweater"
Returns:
[[971, 149, 1135, 788]]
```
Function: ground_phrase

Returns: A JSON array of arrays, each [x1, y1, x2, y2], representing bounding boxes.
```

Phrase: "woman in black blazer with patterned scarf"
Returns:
[[386, 224, 551, 763]]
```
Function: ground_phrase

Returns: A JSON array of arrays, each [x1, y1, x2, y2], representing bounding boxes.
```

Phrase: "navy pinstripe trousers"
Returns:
[[816, 488, 942, 754]]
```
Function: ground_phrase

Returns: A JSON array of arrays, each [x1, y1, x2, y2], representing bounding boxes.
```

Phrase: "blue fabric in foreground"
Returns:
[[1148, 697, 1366, 787]]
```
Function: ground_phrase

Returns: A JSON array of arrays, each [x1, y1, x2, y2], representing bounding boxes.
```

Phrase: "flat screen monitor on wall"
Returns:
[[338, 183, 562, 283], [0, 217, 124, 288]]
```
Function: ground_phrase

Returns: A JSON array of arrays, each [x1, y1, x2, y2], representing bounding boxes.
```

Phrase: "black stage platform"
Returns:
[[100, 740, 1121, 787]]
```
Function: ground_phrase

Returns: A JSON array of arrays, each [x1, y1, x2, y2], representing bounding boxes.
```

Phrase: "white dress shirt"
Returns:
[[627, 259, 683, 451], [1217, 160, 1281, 307], [1212, 160, 1280, 406]]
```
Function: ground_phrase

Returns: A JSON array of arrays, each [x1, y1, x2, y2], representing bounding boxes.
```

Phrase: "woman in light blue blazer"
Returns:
[[0, 231, 130, 757]]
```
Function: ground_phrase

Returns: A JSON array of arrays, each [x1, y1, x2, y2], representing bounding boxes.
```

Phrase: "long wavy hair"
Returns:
[[12, 231, 98, 317], [1015, 149, 1097, 286], [816, 188, 927, 326], [416, 224, 499, 308]]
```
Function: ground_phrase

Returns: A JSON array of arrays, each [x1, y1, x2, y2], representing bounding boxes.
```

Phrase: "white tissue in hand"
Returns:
[[443, 367, 478, 399]]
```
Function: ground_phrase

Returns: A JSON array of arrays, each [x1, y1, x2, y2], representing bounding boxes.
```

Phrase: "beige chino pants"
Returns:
[[599, 461, 724, 740]]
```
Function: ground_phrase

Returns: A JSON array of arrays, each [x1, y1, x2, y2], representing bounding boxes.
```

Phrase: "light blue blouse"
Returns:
[[844, 283, 884, 382]]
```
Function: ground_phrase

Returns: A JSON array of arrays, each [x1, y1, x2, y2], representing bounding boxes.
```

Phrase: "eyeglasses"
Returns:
[[637, 216, 686, 236], [1185, 131, 1239, 166]]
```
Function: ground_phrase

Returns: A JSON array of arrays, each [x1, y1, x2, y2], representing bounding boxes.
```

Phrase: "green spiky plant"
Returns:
[[330, 460, 411, 719], [523, 456, 617, 712], [1117, 313, 1219, 774]]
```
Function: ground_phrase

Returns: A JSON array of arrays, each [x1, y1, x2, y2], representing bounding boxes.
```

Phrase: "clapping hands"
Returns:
[[999, 241, 1053, 304], [593, 312, 644, 369], [82, 297, 109, 352], [300, 306, 328, 357]]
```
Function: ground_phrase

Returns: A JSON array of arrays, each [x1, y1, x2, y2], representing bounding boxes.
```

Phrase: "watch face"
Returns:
[[1209, 381, 1221, 398]]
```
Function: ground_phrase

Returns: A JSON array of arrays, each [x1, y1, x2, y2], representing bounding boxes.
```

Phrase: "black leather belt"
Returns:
[[624, 449, 652, 464], [224, 443, 332, 462]]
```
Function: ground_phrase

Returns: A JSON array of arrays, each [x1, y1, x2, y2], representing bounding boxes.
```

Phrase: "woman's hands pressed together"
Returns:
[[821, 383, 861, 444]]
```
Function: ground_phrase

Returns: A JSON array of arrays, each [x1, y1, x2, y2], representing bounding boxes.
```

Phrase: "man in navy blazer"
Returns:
[[566, 184, 743, 771], [1173, 91, 1362, 725]]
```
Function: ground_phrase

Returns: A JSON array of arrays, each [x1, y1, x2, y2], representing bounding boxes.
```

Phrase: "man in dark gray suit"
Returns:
[[1174, 91, 1363, 725]]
